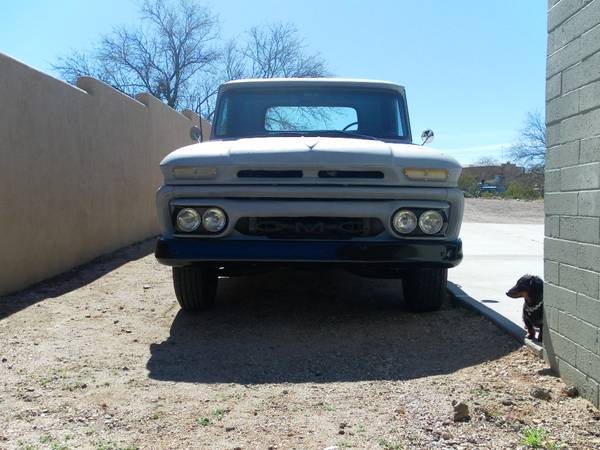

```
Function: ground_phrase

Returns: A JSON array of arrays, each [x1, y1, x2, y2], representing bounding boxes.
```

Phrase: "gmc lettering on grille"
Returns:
[[249, 219, 368, 235]]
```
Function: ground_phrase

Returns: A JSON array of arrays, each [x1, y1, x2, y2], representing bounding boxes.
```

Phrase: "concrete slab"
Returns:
[[448, 222, 544, 347]]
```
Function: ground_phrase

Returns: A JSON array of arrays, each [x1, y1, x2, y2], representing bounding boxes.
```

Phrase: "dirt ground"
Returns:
[[1, 199, 598, 450], [462, 198, 544, 224]]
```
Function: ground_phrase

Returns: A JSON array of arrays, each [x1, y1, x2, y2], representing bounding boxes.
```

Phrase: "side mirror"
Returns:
[[190, 125, 203, 143], [421, 129, 434, 145]]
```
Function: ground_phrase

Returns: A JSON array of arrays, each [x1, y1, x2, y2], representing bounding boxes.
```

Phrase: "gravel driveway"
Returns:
[[1, 200, 598, 450]]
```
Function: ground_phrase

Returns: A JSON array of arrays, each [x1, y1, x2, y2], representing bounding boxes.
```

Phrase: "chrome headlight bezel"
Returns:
[[173, 206, 228, 234], [418, 210, 444, 235], [391, 209, 418, 235], [390, 208, 447, 237], [201, 208, 228, 233], [175, 208, 202, 232]]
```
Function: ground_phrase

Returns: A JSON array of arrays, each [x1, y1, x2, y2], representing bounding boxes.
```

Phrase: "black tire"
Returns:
[[403, 268, 447, 312], [172, 266, 218, 311]]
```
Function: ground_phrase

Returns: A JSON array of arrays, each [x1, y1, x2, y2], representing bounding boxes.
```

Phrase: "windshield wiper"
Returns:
[[236, 130, 381, 140], [311, 130, 379, 141], [250, 131, 304, 138]]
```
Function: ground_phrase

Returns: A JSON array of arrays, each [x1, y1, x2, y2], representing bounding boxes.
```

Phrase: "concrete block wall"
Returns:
[[544, 0, 600, 407], [0, 53, 210, 296]]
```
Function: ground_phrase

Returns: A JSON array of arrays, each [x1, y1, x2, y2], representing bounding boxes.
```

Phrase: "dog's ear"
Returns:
[[530, 276, 543, 300]]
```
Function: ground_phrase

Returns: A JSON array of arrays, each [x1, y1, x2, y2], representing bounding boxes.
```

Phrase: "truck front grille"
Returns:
[[235, 217, 384, 239], [237, 170, 303, 178], [236, 169, 385, 179], [318, 170, 384, 179]]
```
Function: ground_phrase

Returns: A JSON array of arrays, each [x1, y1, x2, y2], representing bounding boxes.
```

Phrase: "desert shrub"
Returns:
[[505, 182, 542, 200], [458, 173, 481, 197]]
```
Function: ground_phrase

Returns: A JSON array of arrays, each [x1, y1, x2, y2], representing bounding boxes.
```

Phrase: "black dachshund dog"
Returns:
[[506, 275, 544, 342]]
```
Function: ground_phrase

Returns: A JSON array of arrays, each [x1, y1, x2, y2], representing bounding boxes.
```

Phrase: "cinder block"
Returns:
[[545, 305, 560, 330], [549, 329, 579, 365], [560, 163, 600, 191], [547, 89, 580, 124], [559, 312, 599, 353], [546, 123, 562, 147], [557, 357, 600, 406], [581, 22, 600, 60], [578, 242, 600, 271], [548, 22, 564, 56], [545, 280, 578, 311], [559, 215, 600, 244], [580, 79, 600, 112], [545, 169, 562, 193], [547, 37, 582, 78], [549, 0, 589, 31], [548, 1, 600, 54], [544, 192, 579, 215], [545, 215, 561, 237], [545, 237, 580, 265], [546, 260, 560, 283], [560, 109, 600, 143], [580, 136, 600, 163], [559, 263, 599, 298], [547, 73, 562, 100], [546, 141, 579, 169], [576, 346, 600, 380], [563, 49, 600, 93], [580, 82, 600, 116], [578, 190, 600, 216], [577, 293, 600, 326]]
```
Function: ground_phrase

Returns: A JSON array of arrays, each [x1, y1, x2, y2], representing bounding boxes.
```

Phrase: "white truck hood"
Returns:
[[160, 137, 462, 187]]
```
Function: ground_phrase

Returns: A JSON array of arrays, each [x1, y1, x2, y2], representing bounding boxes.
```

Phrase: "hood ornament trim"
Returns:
[[302, 136, 320, 150]]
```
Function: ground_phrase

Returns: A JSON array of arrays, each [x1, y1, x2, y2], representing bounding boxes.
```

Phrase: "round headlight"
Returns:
[[176, 208, 201, 232], [418, 210, 444, 235], [202, 208, 227, 233], [392, 210, 418, 234]]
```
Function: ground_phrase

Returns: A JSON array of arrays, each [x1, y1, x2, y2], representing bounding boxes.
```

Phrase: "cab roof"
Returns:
[[219, 78, 406, 95]]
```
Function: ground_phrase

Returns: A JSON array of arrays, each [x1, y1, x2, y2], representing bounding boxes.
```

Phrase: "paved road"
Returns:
[[448, 222, 544, 339]]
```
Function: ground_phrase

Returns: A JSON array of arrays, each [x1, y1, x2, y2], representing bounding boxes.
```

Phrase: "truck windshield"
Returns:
[[212, 87, 410, 141]]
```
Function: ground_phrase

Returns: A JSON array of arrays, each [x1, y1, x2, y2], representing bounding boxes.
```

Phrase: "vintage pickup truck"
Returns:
[[155, 78, 463, 312]]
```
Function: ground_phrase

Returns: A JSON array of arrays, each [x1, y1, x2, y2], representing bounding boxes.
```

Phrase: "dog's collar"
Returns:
[[525, 301, 543, 313]]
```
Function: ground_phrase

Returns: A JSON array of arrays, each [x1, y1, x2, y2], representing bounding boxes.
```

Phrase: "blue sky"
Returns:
[[1, 0, 547, 165]]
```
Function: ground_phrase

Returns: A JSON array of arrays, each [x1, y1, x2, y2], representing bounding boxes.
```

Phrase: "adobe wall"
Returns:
[[0, 53, 209, 295]]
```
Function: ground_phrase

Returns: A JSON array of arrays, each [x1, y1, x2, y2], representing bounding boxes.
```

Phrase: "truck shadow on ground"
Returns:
[[0, 239, 155, 320], [147, 269, 520, 384]]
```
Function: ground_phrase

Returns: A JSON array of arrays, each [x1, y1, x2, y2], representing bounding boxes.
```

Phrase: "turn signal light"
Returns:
[[403, 168, 448, 181]]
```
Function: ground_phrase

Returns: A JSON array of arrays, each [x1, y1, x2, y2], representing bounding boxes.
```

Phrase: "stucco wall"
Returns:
[[544, 0, 600, 407], [0, 53, 209, 296]]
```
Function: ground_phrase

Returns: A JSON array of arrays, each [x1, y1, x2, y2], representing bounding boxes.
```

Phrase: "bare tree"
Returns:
[[222, 39, 247, 80], [53, 0, 220, 110], [509, 110, 546, 170], [184, 39, 247, 120], [54, 2, 330, 120], [471, 157, 500, 167], [187, 23, 330, 119], [244, 23, 328, 78]]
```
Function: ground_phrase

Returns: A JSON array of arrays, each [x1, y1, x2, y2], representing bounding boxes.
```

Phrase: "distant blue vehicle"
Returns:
[[479, 183, 506, 193]]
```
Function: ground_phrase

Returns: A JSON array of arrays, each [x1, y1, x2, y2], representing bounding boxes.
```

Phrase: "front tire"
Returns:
[[403, 268, 447, 312], [172, 266, 218, 311]]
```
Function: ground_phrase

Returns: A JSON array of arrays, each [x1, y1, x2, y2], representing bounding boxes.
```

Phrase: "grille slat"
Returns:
[[237, 170, 303, 178], [318, 170, 384, 179], [236, 169, 385, 179]]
